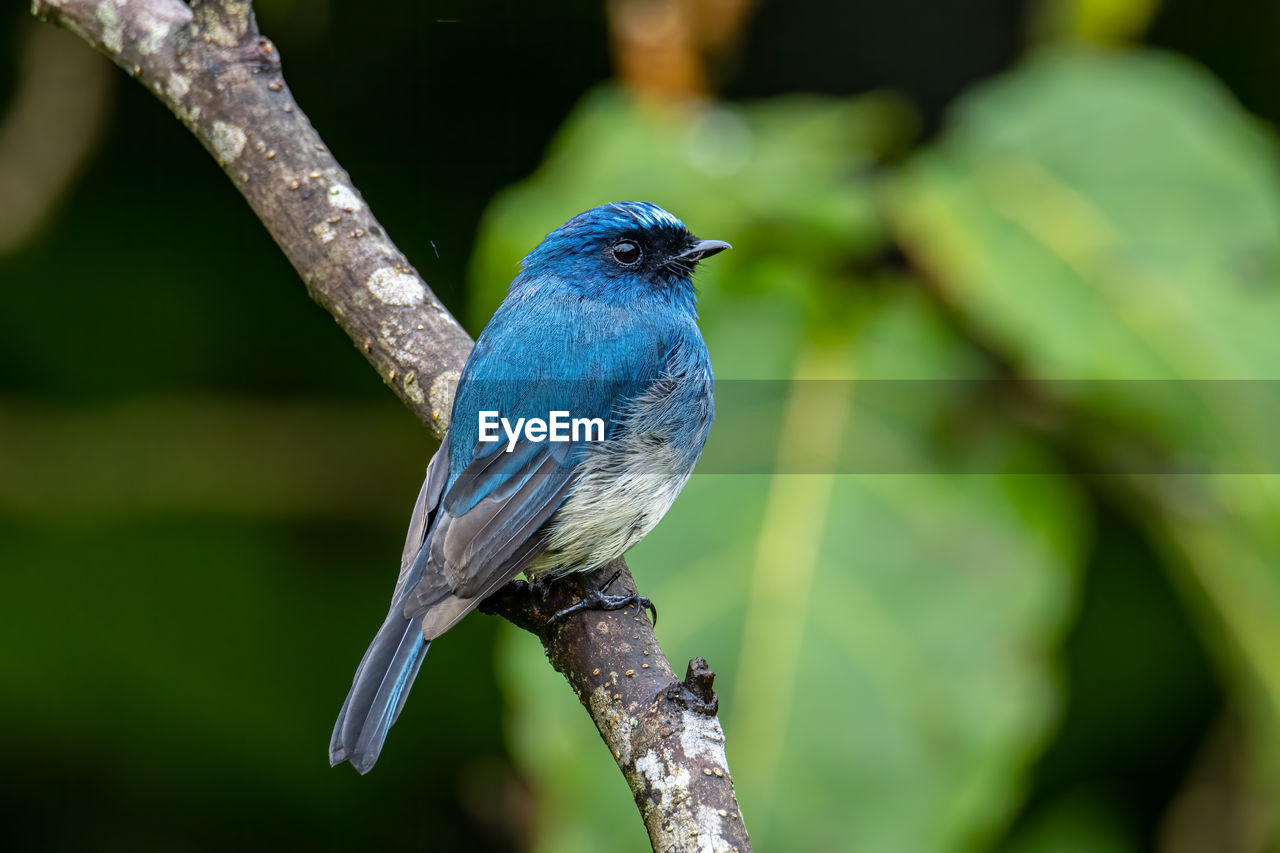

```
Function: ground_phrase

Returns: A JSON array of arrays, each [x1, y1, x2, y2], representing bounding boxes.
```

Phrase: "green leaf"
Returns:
[[889, 46, 1280, 783]]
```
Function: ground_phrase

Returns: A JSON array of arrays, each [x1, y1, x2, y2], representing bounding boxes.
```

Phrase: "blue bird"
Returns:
[[330, 201, 728, 773]]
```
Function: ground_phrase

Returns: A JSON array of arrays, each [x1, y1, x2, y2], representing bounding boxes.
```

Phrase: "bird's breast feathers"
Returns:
[[530, 341, 713, 577]]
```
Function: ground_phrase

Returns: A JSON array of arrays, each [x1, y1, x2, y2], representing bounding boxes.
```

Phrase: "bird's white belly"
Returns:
[[530, 435, 693, 577]]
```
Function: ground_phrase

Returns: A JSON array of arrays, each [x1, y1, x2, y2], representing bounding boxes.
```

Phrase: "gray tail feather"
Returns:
[[329, 608, 429, 774]]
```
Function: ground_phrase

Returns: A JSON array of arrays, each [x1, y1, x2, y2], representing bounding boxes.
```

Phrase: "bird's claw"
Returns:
[[544, 570, 657, 627]]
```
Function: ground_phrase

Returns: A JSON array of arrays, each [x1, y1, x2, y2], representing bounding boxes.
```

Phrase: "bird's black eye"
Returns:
[[611, 240, 642, 266]]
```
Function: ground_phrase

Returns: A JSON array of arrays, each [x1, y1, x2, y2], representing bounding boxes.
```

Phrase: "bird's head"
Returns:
[[515, 201, 730, 311]]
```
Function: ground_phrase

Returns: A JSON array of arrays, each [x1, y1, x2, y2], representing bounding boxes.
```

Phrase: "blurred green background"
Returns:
[[3, 0, 1280, 850]]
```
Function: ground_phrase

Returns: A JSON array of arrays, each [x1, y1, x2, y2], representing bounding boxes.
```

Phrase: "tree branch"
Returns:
[[32, 2, 752, 850], [482, 562, 748, 851]]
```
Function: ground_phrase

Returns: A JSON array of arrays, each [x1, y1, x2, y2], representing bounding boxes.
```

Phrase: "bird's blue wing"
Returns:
[[398, 296, 670, 638]]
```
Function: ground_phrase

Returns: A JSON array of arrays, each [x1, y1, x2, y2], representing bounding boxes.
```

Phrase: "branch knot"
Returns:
[[672, 656, 718, 715]]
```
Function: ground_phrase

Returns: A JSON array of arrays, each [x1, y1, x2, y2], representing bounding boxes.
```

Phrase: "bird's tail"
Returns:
[[329, 607, 429, 774]]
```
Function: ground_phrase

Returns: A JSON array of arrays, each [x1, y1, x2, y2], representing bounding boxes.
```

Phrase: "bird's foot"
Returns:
[[544, 569, 657, 627]]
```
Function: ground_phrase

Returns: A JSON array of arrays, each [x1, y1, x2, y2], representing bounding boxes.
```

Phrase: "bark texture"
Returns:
[[32, 2, 752, 850], [483, 562, 749, 851]]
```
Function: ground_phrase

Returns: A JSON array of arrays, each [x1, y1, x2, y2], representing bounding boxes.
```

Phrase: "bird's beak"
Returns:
[[678, 239, 732, 262]]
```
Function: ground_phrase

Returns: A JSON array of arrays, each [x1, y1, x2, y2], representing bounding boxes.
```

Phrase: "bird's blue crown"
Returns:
[[526, 201, 690, 259]]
